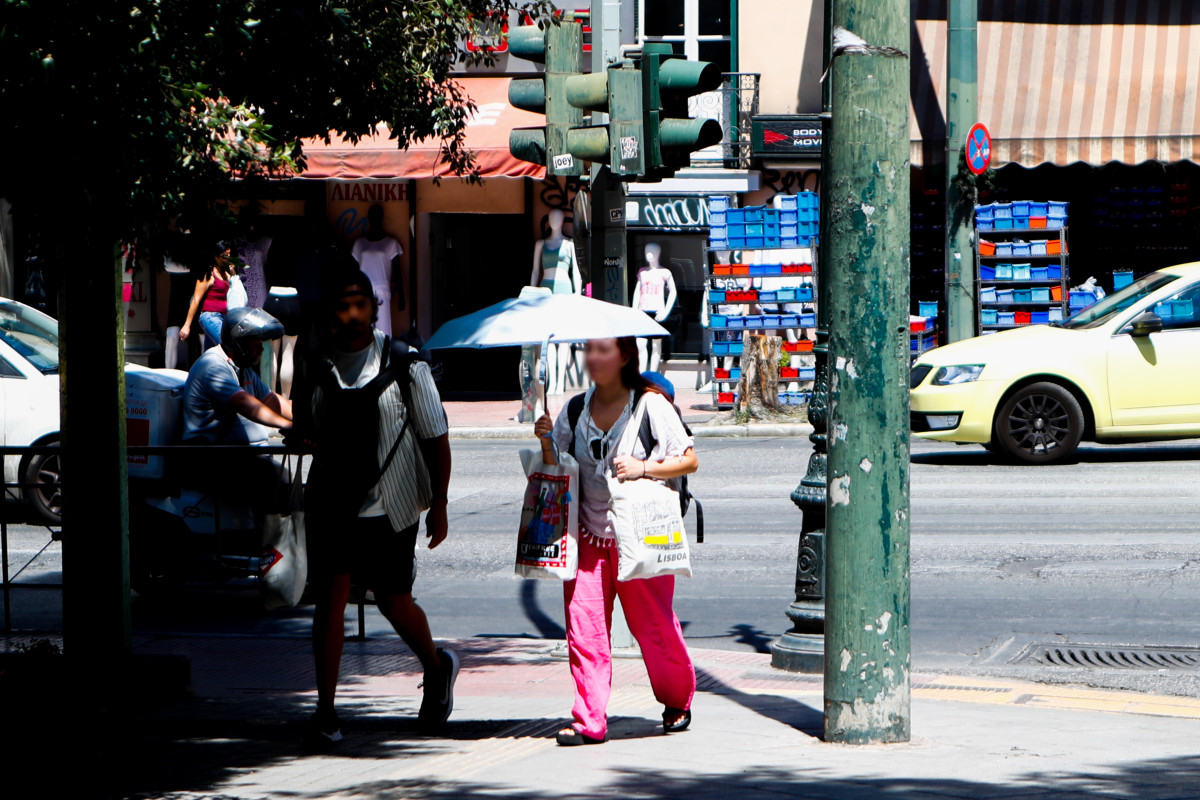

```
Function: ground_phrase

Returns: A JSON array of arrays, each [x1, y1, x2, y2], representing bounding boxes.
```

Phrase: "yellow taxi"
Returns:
[[910, 263, 1200, 463]]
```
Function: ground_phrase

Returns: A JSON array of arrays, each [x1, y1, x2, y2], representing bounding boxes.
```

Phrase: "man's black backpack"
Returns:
[[565, 391, 704, 542]]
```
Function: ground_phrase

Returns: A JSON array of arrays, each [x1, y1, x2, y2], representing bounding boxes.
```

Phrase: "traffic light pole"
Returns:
[[944, 0, 978, 342], [772, 0, 832, 674], [823, 0, 912, 744], [590, 165, 629, 305]]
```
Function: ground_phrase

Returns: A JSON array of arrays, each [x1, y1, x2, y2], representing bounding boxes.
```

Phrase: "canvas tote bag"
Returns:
[[607, 395, 692, 581]]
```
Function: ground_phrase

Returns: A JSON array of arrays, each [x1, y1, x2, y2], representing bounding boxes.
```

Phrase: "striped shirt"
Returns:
[[310, 330, 448, 531]]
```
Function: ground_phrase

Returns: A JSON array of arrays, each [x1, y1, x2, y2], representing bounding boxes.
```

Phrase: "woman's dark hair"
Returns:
[[322, 267, 379, 325], [616, 336, 665, 396]]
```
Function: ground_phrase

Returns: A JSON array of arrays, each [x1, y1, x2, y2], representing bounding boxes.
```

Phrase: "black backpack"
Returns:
[[565, 391, 704, 543], [306, 338, 423, 522]]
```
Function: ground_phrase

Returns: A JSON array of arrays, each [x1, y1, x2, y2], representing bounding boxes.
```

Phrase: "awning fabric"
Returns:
[[299, 78, 546, 180], [911, 2, 1200, 168]]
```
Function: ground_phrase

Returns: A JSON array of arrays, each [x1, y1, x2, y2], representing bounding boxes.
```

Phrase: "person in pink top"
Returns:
[[180, 243, 235, 349]]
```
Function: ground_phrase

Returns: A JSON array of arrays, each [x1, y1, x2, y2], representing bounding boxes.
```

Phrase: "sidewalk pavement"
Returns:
[[29, 634, 1200, 799], [444, 381, 813, 439]]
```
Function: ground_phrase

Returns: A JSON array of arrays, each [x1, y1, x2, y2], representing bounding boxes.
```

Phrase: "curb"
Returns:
[[448, 423, 814, 440]]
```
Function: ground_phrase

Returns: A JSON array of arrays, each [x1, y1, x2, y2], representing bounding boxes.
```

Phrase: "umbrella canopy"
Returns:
[[424, 287, 669, 350]]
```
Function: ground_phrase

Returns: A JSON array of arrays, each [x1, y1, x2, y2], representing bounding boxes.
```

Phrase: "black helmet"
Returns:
[[222, 307, 284, 361]]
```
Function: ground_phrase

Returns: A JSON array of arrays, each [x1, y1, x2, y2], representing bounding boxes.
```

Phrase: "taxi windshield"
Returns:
[[1061, 273, 1179, 330], [0, 301, 59, 374]]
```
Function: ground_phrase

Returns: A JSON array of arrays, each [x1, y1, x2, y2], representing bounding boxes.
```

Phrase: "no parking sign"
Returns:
[[966, 123, 991, 175]]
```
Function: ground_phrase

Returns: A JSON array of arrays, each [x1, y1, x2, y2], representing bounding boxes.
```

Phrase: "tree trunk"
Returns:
[[737, 333, 782, 417], [59, 224, 131, 673]]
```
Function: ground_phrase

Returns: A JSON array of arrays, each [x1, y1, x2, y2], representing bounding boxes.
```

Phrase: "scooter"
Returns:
[[125, 366, 275, 593]]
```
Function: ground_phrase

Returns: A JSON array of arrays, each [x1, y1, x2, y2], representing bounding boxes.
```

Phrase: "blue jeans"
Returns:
[[199, 311, 223, 348]]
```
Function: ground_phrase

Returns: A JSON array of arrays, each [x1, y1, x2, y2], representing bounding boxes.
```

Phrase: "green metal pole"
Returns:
[[771, 0, 832, 674], [823, 0, 912, 744], [944, 0, 978, 341], [591, 165, 629, 305]]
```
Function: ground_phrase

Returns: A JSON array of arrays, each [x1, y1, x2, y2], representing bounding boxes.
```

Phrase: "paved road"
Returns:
[[5, 436, 1200, 694]]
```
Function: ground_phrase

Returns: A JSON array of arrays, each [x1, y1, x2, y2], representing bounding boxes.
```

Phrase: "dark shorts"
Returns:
[[307, 515, 419, 596]]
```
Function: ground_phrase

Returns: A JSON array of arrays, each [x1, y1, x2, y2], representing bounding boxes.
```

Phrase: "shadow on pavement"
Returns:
[[520, 579, 566, 639], [283, 756, 1200, 800]]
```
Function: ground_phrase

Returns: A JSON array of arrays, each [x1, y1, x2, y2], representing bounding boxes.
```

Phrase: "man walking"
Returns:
[[296, 269, 456, 748]]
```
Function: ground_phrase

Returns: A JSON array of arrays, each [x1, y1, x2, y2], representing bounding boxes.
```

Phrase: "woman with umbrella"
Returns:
[[534, 336, 699, 746]]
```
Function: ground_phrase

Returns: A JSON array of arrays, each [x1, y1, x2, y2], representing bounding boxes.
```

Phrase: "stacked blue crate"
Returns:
[[976, 200, 1069, 230], [708, 193, 820, 249]]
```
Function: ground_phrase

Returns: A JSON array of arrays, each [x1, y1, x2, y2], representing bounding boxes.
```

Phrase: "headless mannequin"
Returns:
[[351, 204, 404, 336], [530, 209, 584, 395], [631, 243, 677, 373]]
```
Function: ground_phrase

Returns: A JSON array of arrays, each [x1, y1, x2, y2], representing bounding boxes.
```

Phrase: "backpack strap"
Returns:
[[566, 392, 587, 460]]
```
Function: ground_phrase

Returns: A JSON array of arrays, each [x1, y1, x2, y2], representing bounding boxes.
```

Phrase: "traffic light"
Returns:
[[641, 43, 724, 176], [561, 44, 723, 180], [507, 16, 586, 176]]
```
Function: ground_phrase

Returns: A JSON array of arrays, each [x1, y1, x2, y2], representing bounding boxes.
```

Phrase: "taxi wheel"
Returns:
[[994, 382, 1084, 465]]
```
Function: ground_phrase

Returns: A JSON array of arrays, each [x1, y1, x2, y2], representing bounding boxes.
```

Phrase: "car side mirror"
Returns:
[[1130, 311, 1163, 337]]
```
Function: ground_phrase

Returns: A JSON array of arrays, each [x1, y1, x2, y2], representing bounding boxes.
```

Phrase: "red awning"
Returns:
[[299, 78, 547, 180]]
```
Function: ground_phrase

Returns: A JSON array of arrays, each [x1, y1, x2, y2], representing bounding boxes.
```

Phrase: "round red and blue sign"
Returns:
[[966, 123, 991, 175]]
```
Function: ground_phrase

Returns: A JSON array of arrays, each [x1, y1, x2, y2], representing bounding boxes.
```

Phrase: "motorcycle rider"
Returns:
[[183, 307, 293, 444], [181, 307, 293, 512]]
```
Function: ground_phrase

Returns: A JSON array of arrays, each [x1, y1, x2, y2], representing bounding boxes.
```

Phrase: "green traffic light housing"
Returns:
[[506, 16, 587, 176]]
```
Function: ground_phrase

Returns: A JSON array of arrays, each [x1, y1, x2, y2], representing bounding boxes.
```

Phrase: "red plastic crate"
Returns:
[[713, 265, 733, 276], [783, 340, 815, 353], [781, 264, 801, 274], [714, 368, 731, 380], [725, 290, 757, 302], [731, 264, 751, 275], [780, 367, 799, 379], [717, 392, 735, 404], [979, 240, 996, 255], [1014, 311, 1032, 324]]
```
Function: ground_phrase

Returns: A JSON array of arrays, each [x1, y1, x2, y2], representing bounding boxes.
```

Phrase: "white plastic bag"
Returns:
[[515, 448, 580, 580], [607, 396, 692, 581], [260, 460, 307, 609], [227, 273, 249, 310]]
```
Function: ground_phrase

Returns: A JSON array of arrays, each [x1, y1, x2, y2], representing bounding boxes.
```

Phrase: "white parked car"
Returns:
[[0, 299, 62, 523]]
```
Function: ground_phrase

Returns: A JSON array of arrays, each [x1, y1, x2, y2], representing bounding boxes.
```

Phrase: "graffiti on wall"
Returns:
[[758, 168, 822, 203], [627, 195, 711, 231], [538, 175, 586, 238], [335, 207, 371, 241]]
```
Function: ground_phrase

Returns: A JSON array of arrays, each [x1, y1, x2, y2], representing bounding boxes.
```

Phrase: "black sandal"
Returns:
[[662, 707, 692, 733], [555, 727, 605, 746]]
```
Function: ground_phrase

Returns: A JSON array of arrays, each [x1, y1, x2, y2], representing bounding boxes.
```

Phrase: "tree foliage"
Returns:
[[0, 0, 555, 239]]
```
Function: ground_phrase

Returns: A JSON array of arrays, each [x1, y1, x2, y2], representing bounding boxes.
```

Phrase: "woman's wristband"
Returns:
[[642, 460, 648, 478]]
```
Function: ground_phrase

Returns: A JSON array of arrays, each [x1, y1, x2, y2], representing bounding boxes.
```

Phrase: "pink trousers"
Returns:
[[563, 534, 696, 740]]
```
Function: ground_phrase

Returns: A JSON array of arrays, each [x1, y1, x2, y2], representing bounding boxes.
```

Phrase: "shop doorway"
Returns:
[[429, 213, 530, 396], [628, 232, 707, 359]]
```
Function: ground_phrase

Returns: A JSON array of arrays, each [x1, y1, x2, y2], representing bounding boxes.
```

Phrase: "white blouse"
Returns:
[[551, 388, 695, 540]]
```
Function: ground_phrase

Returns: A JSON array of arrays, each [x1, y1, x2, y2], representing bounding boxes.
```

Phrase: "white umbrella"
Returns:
[[424, 286, 668, 350], [424, 287, 668, 419]]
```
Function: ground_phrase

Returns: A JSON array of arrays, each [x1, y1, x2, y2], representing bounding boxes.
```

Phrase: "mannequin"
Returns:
[[351, 204, 404, 336], [234, 204, 271, 310], [163, 255, 193, 370], [530, 209, 583, 395], [631, 242, 677, 373]]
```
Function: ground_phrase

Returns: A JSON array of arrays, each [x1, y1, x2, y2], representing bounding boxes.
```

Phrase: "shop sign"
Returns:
[[328, 181, 407, 203], [625, 195, 712, 231], [752, 114, 823, 159]]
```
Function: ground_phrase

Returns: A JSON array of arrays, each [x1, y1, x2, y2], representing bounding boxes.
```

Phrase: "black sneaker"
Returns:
[[418, 648, 460, 733], [303, 708, 344, 751]]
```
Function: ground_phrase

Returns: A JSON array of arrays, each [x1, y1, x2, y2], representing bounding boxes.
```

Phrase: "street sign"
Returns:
[[965, 123, 991, 175]]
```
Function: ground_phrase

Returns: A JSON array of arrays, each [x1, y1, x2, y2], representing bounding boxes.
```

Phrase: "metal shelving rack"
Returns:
[[705, 251, 819, 410], [975, 227, 1070, 334]]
